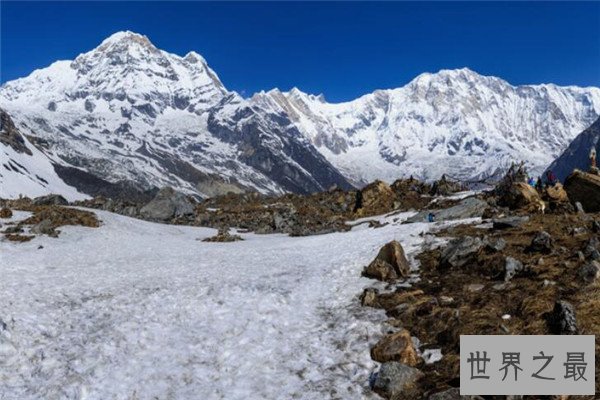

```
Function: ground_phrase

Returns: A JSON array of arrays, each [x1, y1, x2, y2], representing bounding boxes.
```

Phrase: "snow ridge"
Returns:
[[253, 67, 600, 185], [1, 31, 599, 198], [0, 31, 351, 198]]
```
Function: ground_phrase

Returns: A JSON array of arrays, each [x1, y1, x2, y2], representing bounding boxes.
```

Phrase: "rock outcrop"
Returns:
[[32, 194, 68, 206], [140, 187, 196, 221], [498, 182, 542, 210], [363, 241, 411, 281], [354, 180, 396, 216], [439, 236, 483, 269], [371, 362, 423, 399], [564, 170, 600, 212], [404, 197, 487, 224], [371, 329, 419, 365]]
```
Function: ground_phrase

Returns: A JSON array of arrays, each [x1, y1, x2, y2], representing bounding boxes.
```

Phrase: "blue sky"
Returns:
[[2, 1, 599, 102]]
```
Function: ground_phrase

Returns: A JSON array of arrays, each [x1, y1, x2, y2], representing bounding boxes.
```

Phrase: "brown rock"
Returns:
[[5, 233, 34, 242], [201, 227, 243, 242], [371, 329, 419, 366], [360, 288, 379, 307], [500, 182, 542, 210], [363, 259, 398, 281], [564, 170, 600, 212], [364, 240, 411, 281], [545, 183, 569, 203], [355, 180, 396, 216], [0, 208, 12, 218]]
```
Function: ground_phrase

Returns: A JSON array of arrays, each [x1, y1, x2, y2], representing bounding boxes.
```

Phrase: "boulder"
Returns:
[[439, 236, 483, 269], [484, 237, 507, 252], [371, 329, 419, 365], [202, 227, 243, 243], [504, 257, 524, 282], [578, 261, 600, 284], [371, 362, 423, 399], [140, 187, 195, 221], [404, 197, 487, 224], [547, 300, 578, 335], [364, 241, 411, 281], [0, 208, 12, 218], [544, 183, 569, 203], [30, 219, 58, 237], [583, 237, 600, 260], [3, 226, 22, 234], [564, 170, 600, 213], [528, 231, 553, 253], [355, 180, 396, 216], [429, 175, 463, 196], [32, 194, 68, 206], [363, 260, 398, 281], [492, 216, 529, 230], [498, 182, 542, 210], [360, 288, 379, 307]]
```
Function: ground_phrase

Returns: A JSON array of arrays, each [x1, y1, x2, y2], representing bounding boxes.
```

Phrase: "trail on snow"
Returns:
[[0, 210, 432, 400]]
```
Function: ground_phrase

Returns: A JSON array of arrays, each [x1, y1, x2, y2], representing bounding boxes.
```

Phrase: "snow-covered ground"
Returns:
[[0, 209, 434, 400]]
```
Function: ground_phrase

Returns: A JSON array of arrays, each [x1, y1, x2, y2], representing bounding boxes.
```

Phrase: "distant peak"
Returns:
[[437, 67, 481, 77], [285, 87, 326, 103], [96, 31, 157, 52], [288, 87, 317, 98], [101, 31, 149, 45], [184, 51, 206, 64], [409, 67, 491, 87]]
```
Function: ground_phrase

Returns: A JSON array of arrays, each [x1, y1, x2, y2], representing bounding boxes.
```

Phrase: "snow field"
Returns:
[[1, 209, 433, 400]]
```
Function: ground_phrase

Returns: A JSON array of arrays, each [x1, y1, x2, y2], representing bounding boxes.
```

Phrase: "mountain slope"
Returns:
[[1, 31, 599, 199], [253, 69, 600, 185], [0, 31, 353, 198], [546, 117, 600, 182], [0, 109, 87, 200]]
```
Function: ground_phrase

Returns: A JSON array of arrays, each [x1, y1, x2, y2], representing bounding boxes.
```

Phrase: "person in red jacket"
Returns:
[[546, 170, 558, 186]]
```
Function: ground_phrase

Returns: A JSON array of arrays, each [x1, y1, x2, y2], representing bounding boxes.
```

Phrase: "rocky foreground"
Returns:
[[357, 169, 600, 399]]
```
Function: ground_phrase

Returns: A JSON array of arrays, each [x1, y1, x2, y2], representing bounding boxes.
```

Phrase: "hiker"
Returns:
[[528, 177, 536, 187], [546, 170, 558, 187], [353, 190, 363, 213], [590, 147, 598, 174], [427, 212, 436, 223], [535, 176, 544, 192]]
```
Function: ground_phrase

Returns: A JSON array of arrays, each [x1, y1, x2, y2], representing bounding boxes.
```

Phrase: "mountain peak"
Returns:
[[91, 30, 159, 57], [407, 67, 502, 90], [99, 31, 152, 46], [183, 51, 206, 64]]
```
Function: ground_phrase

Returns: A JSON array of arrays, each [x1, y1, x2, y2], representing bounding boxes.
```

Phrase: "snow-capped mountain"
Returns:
[[546, 117, 600, 182], [0, 31, 352, 198], [0, 109, 87, 200], [1, 31, 599, 199], [253, 70, 600, 185]]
